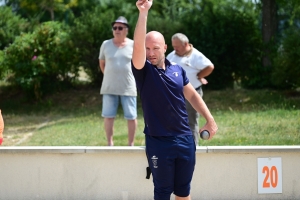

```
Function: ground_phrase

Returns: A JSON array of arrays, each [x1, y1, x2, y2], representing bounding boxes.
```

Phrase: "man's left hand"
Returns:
[[200, 78, 208, 85]]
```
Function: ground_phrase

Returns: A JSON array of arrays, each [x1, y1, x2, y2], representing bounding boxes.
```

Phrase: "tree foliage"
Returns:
[[0, 6, 28, 50], [1, 0, 300, 96], [70, 8, 114, 86], [4, 0, 92, 22], [0, 50, 6, 80], [181, 0, 262, 89], [272, 27, 300, 89]]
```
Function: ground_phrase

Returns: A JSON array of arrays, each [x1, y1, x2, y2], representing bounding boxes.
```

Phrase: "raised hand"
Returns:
[[136, 0, 153, 12]]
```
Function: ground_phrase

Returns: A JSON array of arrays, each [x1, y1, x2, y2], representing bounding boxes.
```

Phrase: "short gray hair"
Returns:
[[171, 33, 189, 45]]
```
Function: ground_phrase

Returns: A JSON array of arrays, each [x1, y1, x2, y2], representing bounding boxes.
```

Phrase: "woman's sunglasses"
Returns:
[[112, 26, 127, 31]]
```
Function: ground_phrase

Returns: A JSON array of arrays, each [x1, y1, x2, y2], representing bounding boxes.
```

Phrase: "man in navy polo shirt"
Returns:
[[132, 1, 218, 200]]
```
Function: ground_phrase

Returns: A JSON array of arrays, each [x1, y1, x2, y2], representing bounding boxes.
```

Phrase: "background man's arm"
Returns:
[[197, 64, 214, 84], [99, 60, 105, 73]]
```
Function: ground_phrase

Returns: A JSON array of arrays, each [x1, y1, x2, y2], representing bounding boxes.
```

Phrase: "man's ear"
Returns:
[[164, 44, 167, 52]]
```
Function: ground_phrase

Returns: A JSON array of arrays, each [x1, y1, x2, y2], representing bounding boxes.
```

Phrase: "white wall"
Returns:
[[0, 146, 299, 200]]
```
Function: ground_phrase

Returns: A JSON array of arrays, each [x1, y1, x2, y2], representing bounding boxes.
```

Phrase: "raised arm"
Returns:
[[132, 0, 153, 69]]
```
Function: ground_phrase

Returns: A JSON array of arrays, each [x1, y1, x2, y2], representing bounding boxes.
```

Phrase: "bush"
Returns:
[[3, 21, 80, 99], [272, 27, 300, 89], [70, 8, 114, 86], [0, 50, 6, 80], [0, 6, 29, 50]]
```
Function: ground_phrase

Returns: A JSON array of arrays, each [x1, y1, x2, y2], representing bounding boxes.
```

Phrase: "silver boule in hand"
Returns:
[[200, 130, 210, 140]]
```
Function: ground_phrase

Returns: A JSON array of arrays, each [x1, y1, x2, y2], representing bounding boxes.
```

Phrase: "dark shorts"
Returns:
[[146, 134, 196, 200]]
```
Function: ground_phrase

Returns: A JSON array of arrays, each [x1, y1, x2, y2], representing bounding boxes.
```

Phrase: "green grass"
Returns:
[[203, 109, 300, 145], [0, 86, 299, 146]]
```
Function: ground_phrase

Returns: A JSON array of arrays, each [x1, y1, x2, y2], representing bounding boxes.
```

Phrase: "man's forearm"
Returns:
[[190, 93, 214, 122], [132, 12, 148, 69], [134, 12, 148, 47], [99, 60, 105, 73], [197, 65, 214, 79]]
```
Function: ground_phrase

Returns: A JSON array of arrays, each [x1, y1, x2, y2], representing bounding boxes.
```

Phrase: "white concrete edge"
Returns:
[[0, 146, 87, 153], [1, 146, 300, 154], [207, 145, 300, 153]]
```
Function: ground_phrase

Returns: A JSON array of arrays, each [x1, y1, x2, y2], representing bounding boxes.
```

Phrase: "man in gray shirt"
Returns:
[[99, 16, 137, 146]]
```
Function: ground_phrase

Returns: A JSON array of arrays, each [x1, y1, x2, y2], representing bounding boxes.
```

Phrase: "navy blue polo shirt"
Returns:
[[131, 59, 192, 136]]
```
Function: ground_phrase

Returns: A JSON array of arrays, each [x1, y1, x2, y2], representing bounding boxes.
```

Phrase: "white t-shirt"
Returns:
[[99, 38, 137, 96], [167, 47, 213, 89]]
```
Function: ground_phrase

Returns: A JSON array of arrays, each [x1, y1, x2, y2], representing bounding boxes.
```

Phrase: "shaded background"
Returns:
[[0, 0, 299, 100]]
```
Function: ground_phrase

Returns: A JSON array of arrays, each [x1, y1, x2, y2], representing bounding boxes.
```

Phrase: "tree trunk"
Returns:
[[261, 0, 277, 67], [49, 8, 54, 21]]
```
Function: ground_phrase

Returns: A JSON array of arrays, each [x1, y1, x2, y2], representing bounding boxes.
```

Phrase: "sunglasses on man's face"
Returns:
[[112, 26, 126, 31]]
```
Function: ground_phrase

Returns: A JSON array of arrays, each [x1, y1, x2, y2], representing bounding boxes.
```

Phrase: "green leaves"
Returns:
[[3, 21, 80, 99], [272, 27, 300, 89], [1, 0, 300, 96], [0, 6, 29, 50], [181, 0, 262, 89]]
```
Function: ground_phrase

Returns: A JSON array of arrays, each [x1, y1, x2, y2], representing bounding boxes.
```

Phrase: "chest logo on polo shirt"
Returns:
[[173, 72, 179, 77], [151, 155, 158, 168], [185, 60, 191, 67]]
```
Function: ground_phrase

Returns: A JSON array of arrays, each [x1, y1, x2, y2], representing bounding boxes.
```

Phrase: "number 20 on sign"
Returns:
[[257, 157, 282, 194]]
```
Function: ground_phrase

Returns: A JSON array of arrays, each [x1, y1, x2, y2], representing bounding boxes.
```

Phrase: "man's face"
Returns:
[[112, 22, 128, 38], [145, 37, 167, 66], [172, 38, 187, 56]]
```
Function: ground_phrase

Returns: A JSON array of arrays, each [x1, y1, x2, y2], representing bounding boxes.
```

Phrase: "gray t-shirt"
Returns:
[[99, 38, 137, 96]]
